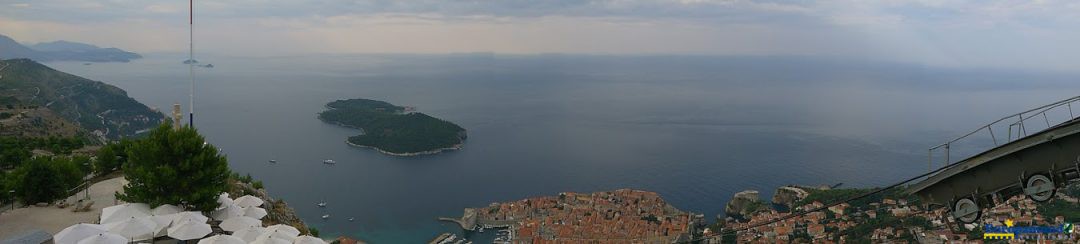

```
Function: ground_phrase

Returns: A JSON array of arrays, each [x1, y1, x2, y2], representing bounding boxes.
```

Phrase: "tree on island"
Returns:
[[117, 123, 229, 212]]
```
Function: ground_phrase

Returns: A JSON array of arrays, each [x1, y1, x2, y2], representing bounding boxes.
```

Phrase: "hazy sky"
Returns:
[[2, 0, 1080, 71]]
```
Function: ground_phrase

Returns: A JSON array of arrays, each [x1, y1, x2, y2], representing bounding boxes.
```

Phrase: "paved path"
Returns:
[[0, 176, 127, 238], [0, 62, 8, 79]]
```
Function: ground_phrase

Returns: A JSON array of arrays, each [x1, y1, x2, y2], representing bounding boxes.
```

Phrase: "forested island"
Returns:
[[318, 98, 466, 156]]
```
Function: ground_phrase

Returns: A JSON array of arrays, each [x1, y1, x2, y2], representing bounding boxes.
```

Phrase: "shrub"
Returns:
[[12, 157, 84, 204]]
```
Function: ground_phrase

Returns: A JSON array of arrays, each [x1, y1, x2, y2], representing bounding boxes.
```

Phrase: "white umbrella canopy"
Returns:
[[292, 235, 328, 244], [54, 223, 108, 244], [252, 236, 292, 244], [234, 195, 264, 208], [220, 216, 262, 232], [75, 233, 127, 244], [243, 206, 268, 219], [257, 229, 299, 242], [217, 193, 233, 209], [230, 226, 266, 242], [212, 204, 244, 221], [264, 224, 301, 237], [100, 203, 151, 224], [104, 216, 157, 241], [197, 234, 247, 244], [167, 219, 213, 240], [148, 214, 177, 237], [151, 204, 182, 216], [171, 211, 210, 225]]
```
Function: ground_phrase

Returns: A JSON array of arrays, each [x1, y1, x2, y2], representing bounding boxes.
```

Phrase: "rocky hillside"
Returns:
[[0, 59, 163, 141]]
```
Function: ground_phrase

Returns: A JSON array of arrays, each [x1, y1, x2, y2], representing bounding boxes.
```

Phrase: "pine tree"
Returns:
[[117, 123, 230, 212], [94, 145, 118, 174]]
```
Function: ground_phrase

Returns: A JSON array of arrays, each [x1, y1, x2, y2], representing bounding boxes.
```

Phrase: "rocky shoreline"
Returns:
[[228, 181, 311, 235], [345, 140, 463, 157], [723, 184, 827, 221]]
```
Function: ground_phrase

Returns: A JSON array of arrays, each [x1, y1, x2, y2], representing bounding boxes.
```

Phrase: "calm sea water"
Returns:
[[47, 54, 1080, 242]]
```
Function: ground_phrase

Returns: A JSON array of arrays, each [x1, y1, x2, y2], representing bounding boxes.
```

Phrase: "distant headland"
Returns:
[[318, 98, 466, 156], [0, 34, 142, 63]]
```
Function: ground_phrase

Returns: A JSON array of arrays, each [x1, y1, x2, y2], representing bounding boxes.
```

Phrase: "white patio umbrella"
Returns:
[[148, 214, 177, 237], [151, 204, 182, 216], [292, 235, 328, 244], [197, 234, 247, 244], [217, 193, 233, 209], [171, 211, 210, 225], [212, 204, 244, 221], [243, 206, 268, 219], [105, 216, 157, 241], [220, 216, 262, 232], [252, 236, 292, 244], [100, 203, 151, 224], [257, 229, 299, 242], [230, 226, 266, 242], [54, 223, 108, 244], [234, 195, 264, 208], [167, 219, 213, 241], [75, 233, 127, 244], [264, 224, 301, 237]]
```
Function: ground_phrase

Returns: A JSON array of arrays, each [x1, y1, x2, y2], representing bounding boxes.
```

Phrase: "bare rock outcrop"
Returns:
[[725, 190, 767, 220], [771, 186, 810, 211]]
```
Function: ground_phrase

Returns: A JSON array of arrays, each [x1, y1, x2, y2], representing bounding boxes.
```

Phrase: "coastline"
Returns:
[[345, 139, 463, 157], [319, 115, 466, 157]]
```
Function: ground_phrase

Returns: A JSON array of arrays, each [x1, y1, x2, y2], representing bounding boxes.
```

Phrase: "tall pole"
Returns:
[[189, 0, 195, 127]]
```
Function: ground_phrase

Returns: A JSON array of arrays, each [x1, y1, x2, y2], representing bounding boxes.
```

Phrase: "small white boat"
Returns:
[[323, 159, 336, 164], [321, 214, 330, 219], [317, 202, 327, 207], [347, 217, 355, 222], [269, 159, 277, 163]]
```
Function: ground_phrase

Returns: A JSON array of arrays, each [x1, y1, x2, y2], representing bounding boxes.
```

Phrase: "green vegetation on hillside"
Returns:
[[1, 156, 88, 205], [0, 59, 163, 139], [318, 98, 467, 155], [0, 136, 85, 169], [1037, 183, 1080, 223]]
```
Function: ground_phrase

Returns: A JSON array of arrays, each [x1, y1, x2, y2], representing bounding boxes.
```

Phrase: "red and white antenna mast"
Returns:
[[188, 0, 195, 127]]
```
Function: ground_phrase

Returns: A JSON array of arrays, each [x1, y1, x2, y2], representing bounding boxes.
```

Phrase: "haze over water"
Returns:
[[49, 54, 1080, 242]]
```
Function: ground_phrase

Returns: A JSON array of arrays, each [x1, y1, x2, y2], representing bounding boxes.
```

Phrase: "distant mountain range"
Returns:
[[0, 34, 142, 62]]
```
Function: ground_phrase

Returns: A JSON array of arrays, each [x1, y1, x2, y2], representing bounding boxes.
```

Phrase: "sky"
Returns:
[[2, 0, 1080, 71]]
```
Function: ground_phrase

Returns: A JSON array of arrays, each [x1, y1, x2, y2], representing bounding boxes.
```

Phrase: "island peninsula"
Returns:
[[318, 98, 466, 156]]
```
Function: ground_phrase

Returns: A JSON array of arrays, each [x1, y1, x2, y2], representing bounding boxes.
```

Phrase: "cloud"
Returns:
[[2, 0, 1080, 72], [145, 4, 180, 14]]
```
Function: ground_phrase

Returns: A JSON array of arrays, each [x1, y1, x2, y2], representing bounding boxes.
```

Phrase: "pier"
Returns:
[[437, 208, 477, 230]]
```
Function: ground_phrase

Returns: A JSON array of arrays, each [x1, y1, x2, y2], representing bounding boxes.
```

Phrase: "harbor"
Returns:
[[428, 233, 473, 244]]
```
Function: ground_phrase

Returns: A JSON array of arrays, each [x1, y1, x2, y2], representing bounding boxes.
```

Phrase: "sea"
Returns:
[[46, 54, 1080, 242]]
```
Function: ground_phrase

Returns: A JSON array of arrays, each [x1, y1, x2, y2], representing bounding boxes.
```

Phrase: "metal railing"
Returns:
[[928, 96, 1080, 172]]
